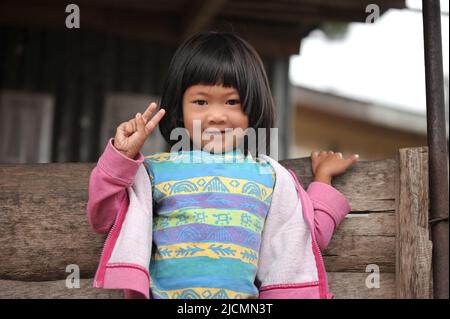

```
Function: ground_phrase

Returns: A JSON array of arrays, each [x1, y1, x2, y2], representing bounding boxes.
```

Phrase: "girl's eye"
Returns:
[[193, 100, 207, 106], [227, 99, 241, 106]]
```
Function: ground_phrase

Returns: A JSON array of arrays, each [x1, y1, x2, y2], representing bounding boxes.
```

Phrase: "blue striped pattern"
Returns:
[[150, 257, 259, 295], [144, 149, 275, 299]]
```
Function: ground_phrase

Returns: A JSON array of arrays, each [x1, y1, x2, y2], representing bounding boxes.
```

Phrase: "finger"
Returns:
[[328, 151, 334, 155], [311, 151, 318, 158], [336, 152, 343, 159], [136, 113, 145, 137], [129, 117, 138, 132], [117, 122, 130, 137], [145, 108, 166, 135], [146, 108, 166, 131], [319, 150, 327, 157], [345, 154, 359, 165], [142, 102, 157, 123], [120, 121, 134, 136]]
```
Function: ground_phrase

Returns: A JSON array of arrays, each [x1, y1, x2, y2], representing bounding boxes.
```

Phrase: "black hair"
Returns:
[[158, 31, 276, 156]]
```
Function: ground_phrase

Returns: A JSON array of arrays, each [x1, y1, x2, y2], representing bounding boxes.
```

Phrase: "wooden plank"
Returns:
[[0, 273, 396, 299], [335, 212, 396, 236], [328, 272, 396, 299], [0, 163, 104, 281], [0, 158, 398, 282], [324, 256, 395, 274], [280, 157, 397, 212], [0, 154, 404, 299], [324, 235, 395, 263], [0, 279, 123, 299], [396, 147, 432, 298], [323, 212, 396, 273]]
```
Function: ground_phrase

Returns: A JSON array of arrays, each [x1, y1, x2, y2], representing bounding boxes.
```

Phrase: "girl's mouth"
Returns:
[[203, 129, 228, 135]]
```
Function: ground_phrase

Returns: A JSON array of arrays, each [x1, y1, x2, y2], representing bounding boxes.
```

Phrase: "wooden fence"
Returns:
[[0, 147, 432, 298]]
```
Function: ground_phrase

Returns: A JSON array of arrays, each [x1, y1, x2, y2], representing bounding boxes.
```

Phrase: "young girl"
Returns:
[[87, 31, 359, 299]]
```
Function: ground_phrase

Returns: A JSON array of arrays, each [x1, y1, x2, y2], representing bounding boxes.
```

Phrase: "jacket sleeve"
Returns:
[[86, 138, 144, 234], [257, 165, 326, 298], [306, 181, 351, 251]]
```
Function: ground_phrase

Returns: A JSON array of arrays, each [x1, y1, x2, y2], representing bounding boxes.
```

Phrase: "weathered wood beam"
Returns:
[[395, 147, 433, 298], [0, 274, 395, 299], [281, 157, 397, 212], [328, 272, 396, 299], [1, 156, 396, 282], [0, 279, 123, 299], [324, 212, 396, 273], [0, 148, 430, 298]]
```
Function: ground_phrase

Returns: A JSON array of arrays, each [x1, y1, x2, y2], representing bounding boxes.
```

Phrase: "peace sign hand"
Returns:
[[113, 102, 166, 159]]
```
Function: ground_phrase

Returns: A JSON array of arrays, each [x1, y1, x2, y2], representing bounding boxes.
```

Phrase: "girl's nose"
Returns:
[[206, 107, 227, 124]]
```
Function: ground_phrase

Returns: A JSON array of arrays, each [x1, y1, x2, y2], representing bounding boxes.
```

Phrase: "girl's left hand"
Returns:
[[311, 151, 359, 184]]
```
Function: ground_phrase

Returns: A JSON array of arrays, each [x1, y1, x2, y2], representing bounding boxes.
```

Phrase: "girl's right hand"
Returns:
[[113, 102, 166, 159]]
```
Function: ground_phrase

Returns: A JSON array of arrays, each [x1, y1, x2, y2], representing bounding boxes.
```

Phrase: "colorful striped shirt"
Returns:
[[143, 149, 275, 299]]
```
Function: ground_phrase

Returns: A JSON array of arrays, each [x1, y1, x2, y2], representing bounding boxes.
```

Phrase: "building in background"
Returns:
[[0, 0, 411, 163], [290, 85, 429, 160]]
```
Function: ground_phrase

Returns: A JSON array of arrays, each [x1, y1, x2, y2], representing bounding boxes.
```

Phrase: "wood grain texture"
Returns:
[[0, 160, 396, 281], [0, 279, 123, 299], [0, 163, 103, 281], [0, 149, 430, 298], [0, 273, 395, 299], [395, 147, 433, 298], [323, 213, 396, 273], [328, 272, 396, 299], [280, 157, 397, 212]]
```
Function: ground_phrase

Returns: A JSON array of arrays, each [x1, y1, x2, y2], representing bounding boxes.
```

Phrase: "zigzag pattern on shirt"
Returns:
[[145, 151, 248, 164], [154, 176, 272, 204], [150, 287, 258, 299]]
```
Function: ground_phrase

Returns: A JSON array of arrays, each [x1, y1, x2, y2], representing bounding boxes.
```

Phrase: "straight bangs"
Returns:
[[181, 38, 249, 113]]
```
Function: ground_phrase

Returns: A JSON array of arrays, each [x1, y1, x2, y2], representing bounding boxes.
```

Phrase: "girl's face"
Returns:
[[182, 84, 249, 153]]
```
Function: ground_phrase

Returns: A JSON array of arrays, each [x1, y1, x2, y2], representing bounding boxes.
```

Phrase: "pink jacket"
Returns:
[[87, 139, 351, 299]]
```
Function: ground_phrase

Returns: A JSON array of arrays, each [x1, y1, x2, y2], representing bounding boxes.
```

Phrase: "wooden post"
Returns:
[[396, 147, 433, 298]]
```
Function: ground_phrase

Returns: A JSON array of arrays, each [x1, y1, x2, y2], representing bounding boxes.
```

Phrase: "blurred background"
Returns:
[[0, 0, 448, 163]]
